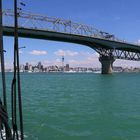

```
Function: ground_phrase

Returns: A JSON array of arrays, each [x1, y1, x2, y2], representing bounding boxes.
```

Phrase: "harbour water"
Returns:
[[3, 73, 140, 140]]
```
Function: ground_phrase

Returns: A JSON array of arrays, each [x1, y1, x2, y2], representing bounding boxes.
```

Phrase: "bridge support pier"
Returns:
[[99, 56, 115, 74]]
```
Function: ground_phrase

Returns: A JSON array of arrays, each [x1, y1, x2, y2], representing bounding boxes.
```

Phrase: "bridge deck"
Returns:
[[3, 26, 140, 53]]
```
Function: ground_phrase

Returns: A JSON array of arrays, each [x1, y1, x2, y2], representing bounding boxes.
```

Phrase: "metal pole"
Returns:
[[14, 0, 24, 139], [0, 1, 12, 139], [0, 0, 7, 110]]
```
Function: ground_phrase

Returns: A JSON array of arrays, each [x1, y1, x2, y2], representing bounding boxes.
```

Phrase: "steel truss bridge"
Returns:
[[2, 9, 140, 61]]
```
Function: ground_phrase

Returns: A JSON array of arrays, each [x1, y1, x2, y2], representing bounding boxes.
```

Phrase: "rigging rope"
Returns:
[[11, 0, 24, 139], [0, 99, 12, 140], [0, 0, 24, 139]]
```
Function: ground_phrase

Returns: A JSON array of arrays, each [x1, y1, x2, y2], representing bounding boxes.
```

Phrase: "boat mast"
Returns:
[[13, 0, 24, 139], [0, 0, 7, 111], [0, 0, 12, 139]]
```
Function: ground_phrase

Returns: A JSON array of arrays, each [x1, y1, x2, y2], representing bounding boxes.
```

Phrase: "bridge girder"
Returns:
[[95, 48, 140, 61], [2, 9, 140, 62], [2, 9, 127, 43]]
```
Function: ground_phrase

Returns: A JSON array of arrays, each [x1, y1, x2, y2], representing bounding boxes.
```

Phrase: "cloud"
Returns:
[[66, 52, 100, 67], [41, 51, 100, 67], [29, 50, 47, 55], [54, 50, 100, 67], [67, 59, 100, 67], [79, 51, 99, 57], [114, 59, 140, 68], [54, 49, 79, 56]]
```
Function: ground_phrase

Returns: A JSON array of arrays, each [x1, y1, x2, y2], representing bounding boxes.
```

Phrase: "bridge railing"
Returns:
[[2, 9, 138, 46]]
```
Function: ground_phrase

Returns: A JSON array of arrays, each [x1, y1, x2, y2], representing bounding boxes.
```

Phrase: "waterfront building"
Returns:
[[113, 66, 123, 72], [65, 64, 70, 71], [20, 64, 25, 72], [25, 62, 29, 72], [28, 64, 33, 72], [37, 61, 43, 72]]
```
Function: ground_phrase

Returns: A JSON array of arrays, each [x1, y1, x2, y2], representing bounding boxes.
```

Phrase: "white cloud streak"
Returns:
[[114, 59, 140, 68], [29, 50, 47, 55], [54, 49, 79, 56], [67, 53, 100, 67]]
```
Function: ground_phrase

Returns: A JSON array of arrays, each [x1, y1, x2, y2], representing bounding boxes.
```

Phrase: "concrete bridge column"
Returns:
[[99, 56, 115, 74]]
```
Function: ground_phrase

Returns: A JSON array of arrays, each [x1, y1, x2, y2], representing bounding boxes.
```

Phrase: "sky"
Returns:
[[2, 0, 140, 68]]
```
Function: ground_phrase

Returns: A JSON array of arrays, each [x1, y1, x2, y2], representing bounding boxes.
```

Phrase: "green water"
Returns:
[[2, 73, 140, 140]]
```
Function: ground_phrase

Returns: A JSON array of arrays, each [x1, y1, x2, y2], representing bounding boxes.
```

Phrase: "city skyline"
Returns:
[[5, 61, 140, 73], [2, 0, 140, 68]]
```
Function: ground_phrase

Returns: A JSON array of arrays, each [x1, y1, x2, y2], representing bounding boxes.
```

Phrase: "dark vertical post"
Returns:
[[14, 0, 24, 139], [0, 1, 12, 139], [0, 0, 7, 109]]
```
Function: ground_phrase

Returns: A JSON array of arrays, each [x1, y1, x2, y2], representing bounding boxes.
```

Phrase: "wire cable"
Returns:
[[11, 0, 24, 139]]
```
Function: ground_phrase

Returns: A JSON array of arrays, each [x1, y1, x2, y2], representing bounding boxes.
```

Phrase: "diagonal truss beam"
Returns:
[[2, 9, 128, 43], [96, 48, 140, 61], [2, 9, 140, 61]]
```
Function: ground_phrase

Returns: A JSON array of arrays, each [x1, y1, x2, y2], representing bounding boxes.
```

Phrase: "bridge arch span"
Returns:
[[3, 26, 140, 74]]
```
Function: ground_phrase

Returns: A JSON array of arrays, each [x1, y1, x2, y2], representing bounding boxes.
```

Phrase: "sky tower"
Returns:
[[62, 55, 64, 71]]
